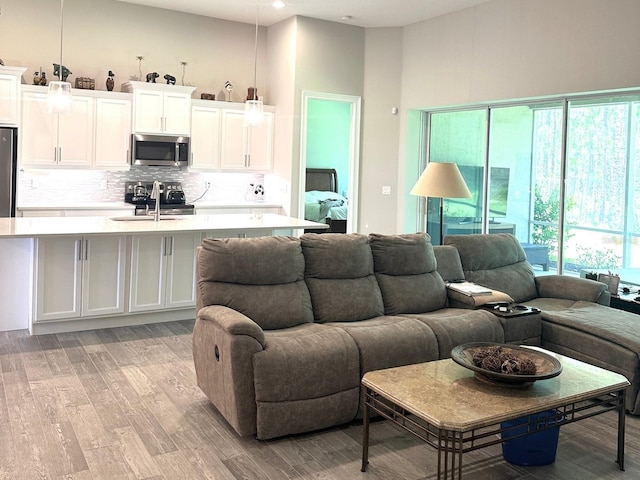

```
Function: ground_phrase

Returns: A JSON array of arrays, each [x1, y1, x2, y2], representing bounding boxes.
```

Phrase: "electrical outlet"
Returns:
[[382, 186, 391, 195]]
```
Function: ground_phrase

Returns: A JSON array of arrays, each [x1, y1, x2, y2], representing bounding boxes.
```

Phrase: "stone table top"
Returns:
[[362, 348, 630, 432]]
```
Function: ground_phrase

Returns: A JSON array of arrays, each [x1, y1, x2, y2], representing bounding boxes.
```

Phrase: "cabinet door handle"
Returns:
[[244, 154, 250, 167], [167, 236, 173, 255], [58, 147, 62, 163], [84, 239, 89, 261], [77, 239, 83, 261]]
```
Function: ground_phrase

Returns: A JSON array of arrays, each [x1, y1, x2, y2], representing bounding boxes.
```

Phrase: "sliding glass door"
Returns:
[[422, 91, 640, 278]]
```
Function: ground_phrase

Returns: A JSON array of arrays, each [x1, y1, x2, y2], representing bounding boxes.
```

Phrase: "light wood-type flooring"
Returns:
[[1, 319, 639, 480]]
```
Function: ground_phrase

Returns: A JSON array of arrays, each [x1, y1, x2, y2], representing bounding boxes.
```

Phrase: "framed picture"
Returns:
[[597, 273, 620, 296]]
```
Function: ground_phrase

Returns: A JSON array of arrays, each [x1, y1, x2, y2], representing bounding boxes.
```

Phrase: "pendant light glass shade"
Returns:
[[244, 0, 264, 127], [244, 99, 264, 127], [47, 80, 72, 114], [47, 0, 72, 114]]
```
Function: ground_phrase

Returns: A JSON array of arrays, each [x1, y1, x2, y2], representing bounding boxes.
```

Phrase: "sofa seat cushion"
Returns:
[[329, 316, 440, 376], [252, 323, 361, 439], [253, 323, 360, 402], [404, 308, 505, 358], [525, 297, 584, 311], [541, 301, 640, 358], [302, 233, 384, 322], [540, 301, 640, 414], [198, 237, 313, 330], [444, 234, 538, 303], [369, 233, 447, 314]]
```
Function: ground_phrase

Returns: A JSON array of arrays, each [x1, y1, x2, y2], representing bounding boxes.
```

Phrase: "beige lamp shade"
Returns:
[[410, 162, 472, 199]]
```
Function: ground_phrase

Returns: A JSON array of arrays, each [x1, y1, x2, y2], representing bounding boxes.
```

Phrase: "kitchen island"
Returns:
[[0, 214, 327, 334]]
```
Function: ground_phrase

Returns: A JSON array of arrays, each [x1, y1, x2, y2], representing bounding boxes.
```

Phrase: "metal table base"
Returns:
[[361, 386, 626, 480]]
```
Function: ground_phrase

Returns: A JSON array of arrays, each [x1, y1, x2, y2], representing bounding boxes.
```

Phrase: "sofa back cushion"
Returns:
[[198, 236, 314, 330], [301, 233, 384, 323], [369, 233, 447, 314], [444, 233, 538, 302]]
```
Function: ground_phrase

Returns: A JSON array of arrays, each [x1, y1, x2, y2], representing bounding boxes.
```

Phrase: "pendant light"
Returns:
[[48, 0, 72, 114], [244, 0, 264, 127]]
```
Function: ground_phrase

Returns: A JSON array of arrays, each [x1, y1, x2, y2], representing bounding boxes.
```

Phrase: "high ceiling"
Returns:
[[116, 0, 492, 28]]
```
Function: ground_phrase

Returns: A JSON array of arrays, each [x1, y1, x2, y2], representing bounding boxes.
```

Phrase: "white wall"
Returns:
[[290, 16, 365, 221], [1, 0, 267, 101], [360, 27, 403, 234], [394, 0, 640, 232], [266, 17, 297, 216]]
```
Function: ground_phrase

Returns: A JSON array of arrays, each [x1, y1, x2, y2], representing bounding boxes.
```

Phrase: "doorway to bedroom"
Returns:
[[299, 91, 361, 233]]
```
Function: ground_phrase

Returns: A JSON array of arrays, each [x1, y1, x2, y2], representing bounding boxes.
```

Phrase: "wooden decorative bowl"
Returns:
[[451, 342, 562, 387]]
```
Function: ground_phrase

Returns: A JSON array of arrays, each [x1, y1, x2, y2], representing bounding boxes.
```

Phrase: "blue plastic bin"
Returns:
[[500, 410, 563, 466]]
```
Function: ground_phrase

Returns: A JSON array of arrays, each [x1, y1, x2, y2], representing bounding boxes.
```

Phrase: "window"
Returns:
[[420, 90, 640, 280]]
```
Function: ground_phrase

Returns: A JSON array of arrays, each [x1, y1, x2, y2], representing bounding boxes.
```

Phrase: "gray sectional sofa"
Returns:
[[192, 232, 638, 440]]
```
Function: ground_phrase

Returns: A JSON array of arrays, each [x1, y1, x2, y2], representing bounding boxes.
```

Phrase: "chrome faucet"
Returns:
[[149, 180, 163, 221]]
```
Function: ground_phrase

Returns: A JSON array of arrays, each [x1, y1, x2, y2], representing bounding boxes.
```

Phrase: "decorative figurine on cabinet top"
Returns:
[[224, 80, 233, 101], [146, 71, 159, 83], [39, 72, 47, 86], [163, 73, 176, 85], [106, 70, 115, 91], [53, 63, 71, 82]]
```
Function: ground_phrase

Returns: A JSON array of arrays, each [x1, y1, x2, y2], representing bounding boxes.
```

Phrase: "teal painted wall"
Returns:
[[306, 98, 351, 197]]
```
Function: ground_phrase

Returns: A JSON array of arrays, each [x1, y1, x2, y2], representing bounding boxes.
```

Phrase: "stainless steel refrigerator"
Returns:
[[0, 127, 17, 217]]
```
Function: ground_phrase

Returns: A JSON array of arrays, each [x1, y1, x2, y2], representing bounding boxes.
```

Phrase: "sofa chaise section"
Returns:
[[444, 233, 640, 414]]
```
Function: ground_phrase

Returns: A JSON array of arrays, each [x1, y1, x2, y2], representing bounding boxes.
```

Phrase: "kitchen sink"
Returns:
[[108, 216, 184, 221]]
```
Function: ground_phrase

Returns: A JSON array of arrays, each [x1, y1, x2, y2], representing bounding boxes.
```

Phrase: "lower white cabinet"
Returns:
[[34, 236, 126, 322], [129, 233, 200, 312]]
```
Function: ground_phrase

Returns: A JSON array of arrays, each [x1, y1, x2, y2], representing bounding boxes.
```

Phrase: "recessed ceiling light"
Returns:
[[272, 1, 285, 8], [341, 15, 353, 21]]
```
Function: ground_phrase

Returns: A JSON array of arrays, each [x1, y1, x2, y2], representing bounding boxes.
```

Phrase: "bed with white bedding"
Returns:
[[304, 168, 348, 233]]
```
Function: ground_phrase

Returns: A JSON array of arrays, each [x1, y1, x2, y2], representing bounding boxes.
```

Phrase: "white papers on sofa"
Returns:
[[446, 281, 493, 296]]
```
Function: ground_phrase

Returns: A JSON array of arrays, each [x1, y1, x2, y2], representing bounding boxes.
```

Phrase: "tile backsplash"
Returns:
[[17, 167, 267, 206]]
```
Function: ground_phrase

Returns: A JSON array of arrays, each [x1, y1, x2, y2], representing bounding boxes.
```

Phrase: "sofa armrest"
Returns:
[[197, 305, 266, 347], [535, 275, 610, 305], [193, 305, 266, 436]]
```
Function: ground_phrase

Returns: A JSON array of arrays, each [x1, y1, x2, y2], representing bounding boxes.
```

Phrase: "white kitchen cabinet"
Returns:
[[190, 104, 221, 169], [123, 81, 195, 135], [129, 232, 200, 312], [94, 96, 132, 168], [34, 235, 126, 322], [21, 88, 94, 167], [0, 66, 26, 126], [220, 109, 274, 171]]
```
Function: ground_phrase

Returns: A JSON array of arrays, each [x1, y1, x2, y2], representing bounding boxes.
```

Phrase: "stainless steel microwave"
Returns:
[[131, 134, 190, 167]]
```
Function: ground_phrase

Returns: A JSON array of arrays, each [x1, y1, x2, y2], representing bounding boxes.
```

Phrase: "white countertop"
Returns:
[[0, 214, 327, 238]]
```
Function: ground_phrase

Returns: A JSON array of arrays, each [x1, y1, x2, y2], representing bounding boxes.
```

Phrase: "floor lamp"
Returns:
[[410, 162, 471, 244]]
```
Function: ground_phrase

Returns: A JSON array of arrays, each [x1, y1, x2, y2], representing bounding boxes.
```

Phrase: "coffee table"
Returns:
[[361, 348, 630, 479]]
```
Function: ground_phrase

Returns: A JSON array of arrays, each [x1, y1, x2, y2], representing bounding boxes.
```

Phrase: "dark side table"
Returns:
[[610, 293, 640, 314]]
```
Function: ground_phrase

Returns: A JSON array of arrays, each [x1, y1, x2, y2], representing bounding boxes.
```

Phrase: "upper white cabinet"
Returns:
[[20, 86, 131, 169], [94, 96, 132, 169], [220, 107, 274, 171], [0, 66, 26, 126], [123, 81, 195, 135], [190, 103, 221, 169], [21, 87, 94, 167]]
